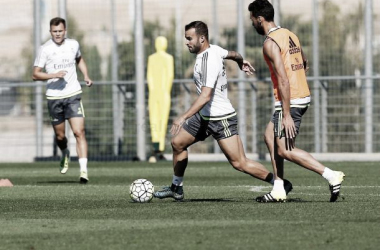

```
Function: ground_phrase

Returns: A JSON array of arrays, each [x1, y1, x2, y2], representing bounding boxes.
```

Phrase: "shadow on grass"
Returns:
[[36, 181, 79, 184], [181, 198, 235, 202], [287, 198, 307, 202], [285, 198, 343, 203]]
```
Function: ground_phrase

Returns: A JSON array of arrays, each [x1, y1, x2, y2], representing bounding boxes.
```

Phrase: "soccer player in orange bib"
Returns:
[[248, 0, 345, 202]]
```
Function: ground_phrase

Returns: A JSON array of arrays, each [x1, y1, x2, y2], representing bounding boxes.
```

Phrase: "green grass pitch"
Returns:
[[0, 161, 379, 250]]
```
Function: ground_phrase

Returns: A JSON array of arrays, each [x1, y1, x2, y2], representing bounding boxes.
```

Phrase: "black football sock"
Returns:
[[264, 173, 274, 184]]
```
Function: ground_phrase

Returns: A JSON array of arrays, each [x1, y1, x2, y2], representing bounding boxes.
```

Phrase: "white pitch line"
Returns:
[[185, 185, 380, 189], [188, 185, 380, 189], [16, 185, 380, 189]]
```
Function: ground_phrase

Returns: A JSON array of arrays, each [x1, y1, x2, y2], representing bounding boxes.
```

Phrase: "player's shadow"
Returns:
[[36, 181, 79, 184], [180, 198, 235, 203], [286, 198, 307, 202], [286, 197, 346, 203]]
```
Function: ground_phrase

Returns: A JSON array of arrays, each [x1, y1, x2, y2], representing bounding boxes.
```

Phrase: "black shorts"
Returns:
[[183, 113, 239, 141], [272, 106, 308, 137], [47, 94, 85, 125]]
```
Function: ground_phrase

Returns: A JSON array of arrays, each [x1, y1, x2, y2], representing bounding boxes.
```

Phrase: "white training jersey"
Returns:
[[193, 44, 236, 120], [34, 38, 82, 99]]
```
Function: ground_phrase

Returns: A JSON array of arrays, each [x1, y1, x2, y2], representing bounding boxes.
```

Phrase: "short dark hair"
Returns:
[[50, 17, 66, 28], [185, 21, 209, 41], [248, 0, 274, 21]]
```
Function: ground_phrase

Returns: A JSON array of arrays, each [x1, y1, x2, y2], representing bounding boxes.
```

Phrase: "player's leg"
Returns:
[[68, 117, 89, 183], [218, 134, 291, 192], [66, 94, 89, 183], [274, 107, 341, 178], [236, 134, 293, 193], [48, 98, 70, 174], [172, 128, 197, 176], [52, 121, 70, 174], [154, 113, 204, 200], [258, 121, 293, 202], [275, 137, 345, 201], [68, 117, 87, 158], [274, 107, 344, 202], [257, 107, 310, 203], [218, 135, 269, 179], [210, 115, 270, 181], [154, 127, 198, 200], [264, 121, 284, 179], [255, 128, 290, 202], [212, 115, 289, 190]]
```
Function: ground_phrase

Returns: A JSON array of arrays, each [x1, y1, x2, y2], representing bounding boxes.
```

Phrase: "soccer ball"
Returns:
[[129, 179, 154, 203]]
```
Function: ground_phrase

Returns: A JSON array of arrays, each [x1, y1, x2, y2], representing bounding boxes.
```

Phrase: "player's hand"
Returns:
[[280, 114, 296, 151], [55, 71, 67, 79], [170, 116, 186, 136], [303, 60, 309, 73], [84, 77, 93, 87], [241, 60, 255, 76]]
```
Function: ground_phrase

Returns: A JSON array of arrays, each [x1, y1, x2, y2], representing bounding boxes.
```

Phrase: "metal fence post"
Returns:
[[321, 81, 328, 152], [175, 0, 182, 78], [111, 0, 123, 156], [250, 82, 258, 154], [237, 0, 246, 149], [135, 0, 146, 161], [273, 0, 281, 25], [58, 0, 72, 154], [212, 0, 219, 46], [365, 0, 373, 153], [58, 0, 67, 26], [212, 0, 220, 154], [313, 0, 321, 153], [34, 0, 43, 158]]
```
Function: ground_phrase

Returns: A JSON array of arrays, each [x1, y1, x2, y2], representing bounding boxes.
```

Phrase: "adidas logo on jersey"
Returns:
[[289, 36, 301, 55]]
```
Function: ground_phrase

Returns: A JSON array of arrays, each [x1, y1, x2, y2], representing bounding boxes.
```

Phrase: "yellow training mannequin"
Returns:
[[147, 36, 174, 159]]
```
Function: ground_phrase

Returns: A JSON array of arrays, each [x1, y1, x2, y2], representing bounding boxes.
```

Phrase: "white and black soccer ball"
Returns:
[[129, 179, 154, 203]]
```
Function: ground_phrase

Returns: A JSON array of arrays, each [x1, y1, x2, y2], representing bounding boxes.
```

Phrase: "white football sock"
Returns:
[[79, 158, 88, 172], [272, 179, 285, 192], [322, 167, 335, 183], [172, 175, 183, 186]]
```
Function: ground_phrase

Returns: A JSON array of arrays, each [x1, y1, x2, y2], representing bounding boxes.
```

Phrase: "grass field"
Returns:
[[0, 161, 379, 250]]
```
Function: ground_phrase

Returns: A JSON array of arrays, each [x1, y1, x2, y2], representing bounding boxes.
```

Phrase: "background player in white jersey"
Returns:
[[33, 17, 92, 183], [154, 21, 292, 200]]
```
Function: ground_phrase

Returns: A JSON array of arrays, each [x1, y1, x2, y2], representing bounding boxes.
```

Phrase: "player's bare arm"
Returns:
[[263, 39, 296, 149], [225, 51, 255, 75], [32, 67, 67, 81], [170, 86, 213, 136], [76, 56, 93, 87]]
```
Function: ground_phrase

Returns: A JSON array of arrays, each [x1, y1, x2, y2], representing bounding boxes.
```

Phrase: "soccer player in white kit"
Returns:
[[154, 21, 292, 200], [33, 17, 92, 183]]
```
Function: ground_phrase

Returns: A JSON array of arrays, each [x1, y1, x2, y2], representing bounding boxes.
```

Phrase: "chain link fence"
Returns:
[[1, 0, 380, 162]]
